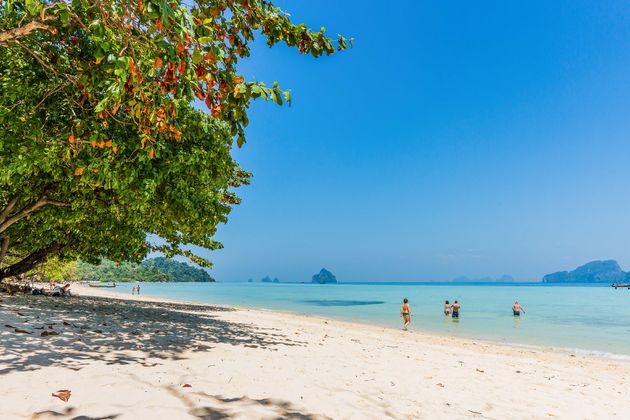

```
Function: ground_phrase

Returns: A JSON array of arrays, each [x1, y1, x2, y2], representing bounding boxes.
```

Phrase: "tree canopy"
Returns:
[[0, 0, 348, 279]]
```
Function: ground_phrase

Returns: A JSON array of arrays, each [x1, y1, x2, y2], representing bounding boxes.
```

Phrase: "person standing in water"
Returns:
[[400, 298, 411, 331], [512, 301, 524, 316], [444, 300, 451, 316], [451, 300, 461, 318]]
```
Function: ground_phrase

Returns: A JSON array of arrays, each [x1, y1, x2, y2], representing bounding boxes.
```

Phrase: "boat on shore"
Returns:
[[88, 282, 116, 288], [611, 283, 630, 289]]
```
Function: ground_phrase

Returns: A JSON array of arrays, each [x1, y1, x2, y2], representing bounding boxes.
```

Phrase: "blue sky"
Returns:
[[196, 0, 630, 282]]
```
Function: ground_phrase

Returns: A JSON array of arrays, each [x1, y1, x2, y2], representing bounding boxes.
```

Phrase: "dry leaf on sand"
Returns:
[[52, 390, 71, 402]]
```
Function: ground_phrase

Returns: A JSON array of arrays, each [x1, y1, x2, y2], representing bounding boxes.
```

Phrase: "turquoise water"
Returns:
[[109, 282, 630, 356]]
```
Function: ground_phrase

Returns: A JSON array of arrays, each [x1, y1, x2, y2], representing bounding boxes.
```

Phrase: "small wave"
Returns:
[[301, 299, 385, 307]]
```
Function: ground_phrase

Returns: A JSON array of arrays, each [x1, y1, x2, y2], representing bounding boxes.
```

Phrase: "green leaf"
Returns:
[[192, 49, 202, 64]]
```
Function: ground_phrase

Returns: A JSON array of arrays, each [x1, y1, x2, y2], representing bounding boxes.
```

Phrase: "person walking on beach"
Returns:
[[512, 301, 524, 316], [400, 298, 411, 331], [132, 286, 136, 295], [137, 284, 141, 295], [451, 300, 461, 319], [444, 300, 451, 316]]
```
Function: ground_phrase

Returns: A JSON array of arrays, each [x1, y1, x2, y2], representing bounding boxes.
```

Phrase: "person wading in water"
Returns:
[[400, 298, 411, 331], [451, 300, 461, 319], [512, 301, 524, 316]]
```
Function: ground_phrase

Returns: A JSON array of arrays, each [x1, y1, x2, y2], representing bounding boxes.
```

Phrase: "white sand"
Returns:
[[0, 284, 628, 419]]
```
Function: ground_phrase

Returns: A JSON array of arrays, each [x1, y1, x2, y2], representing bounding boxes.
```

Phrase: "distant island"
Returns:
[[452, 274, 515, 282], [70, 257, 215, 283], [312, 268, 338, 284], [542, 260, 627, 283], [261, 276, 280, 283]]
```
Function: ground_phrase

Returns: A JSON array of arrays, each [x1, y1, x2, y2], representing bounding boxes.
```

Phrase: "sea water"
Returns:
[[110, 282, 630, 356]]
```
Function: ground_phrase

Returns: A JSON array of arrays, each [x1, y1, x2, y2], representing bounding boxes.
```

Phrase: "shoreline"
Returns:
[[80, 284, 630, 362], [2, 285, 630, 419]]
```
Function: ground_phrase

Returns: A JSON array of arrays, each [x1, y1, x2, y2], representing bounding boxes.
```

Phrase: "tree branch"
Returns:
[[0, 198, 18, 225], [0, 196, 70, 234], [0, 16, 56, 46], [0, 242, 63, 280]]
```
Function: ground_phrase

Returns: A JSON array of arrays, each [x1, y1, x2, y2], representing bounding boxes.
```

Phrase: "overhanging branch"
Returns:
[[0, 196, 70, 234], [0, 198, 18, 225], [0, 242, 63, 280], [0, 15, 56, 46]]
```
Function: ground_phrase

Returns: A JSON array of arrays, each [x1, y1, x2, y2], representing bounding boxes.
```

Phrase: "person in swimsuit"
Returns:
[[451, 300, 460, 318], [512, 301, 524, 316], [400, 298, 411, 330], [444, 300, 451, 316]]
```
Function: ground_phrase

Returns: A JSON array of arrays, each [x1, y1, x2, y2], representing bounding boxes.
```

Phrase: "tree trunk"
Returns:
[[0, 236, 9, 267], [0, 243, 63, 280]]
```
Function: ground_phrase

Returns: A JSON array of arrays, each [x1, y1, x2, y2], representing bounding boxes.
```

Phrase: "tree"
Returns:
[[139, 257, 215, 282], [68, 258, 179, 283], [0, 0, 348, 279]]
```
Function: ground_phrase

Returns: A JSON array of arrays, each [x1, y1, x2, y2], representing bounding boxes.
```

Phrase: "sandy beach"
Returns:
[[0, 285, 628, 419]]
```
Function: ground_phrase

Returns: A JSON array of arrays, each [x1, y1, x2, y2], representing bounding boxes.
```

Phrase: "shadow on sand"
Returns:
[[0, 293, 305, 376], [1, 293, 325, 418]]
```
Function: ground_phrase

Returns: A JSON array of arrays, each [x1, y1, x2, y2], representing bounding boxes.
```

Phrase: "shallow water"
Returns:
[[110, 282, 630, 356]]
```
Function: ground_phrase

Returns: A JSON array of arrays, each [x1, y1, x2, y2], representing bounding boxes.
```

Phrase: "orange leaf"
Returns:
[[211, 104, 222, 118], [69, 133, 75, 144], [112, 145, 118, 154], [154, 57, 163, 68], [233, 76, 244, 84], [194, 89, 206, 101], [149, 148, 155, 160], [98, 140, 105, 148], [74, 167, 84, 176], [205, 51, 216, 63], [105, 139, 113, 147], [156, 18, 162, 31]]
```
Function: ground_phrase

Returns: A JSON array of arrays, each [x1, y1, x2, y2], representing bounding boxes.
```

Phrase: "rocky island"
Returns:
[[542, 260, 627, 283], [312, 268, 338, 284]]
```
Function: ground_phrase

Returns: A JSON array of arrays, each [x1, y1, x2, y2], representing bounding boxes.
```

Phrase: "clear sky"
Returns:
[[195, 0, 630, 282]]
